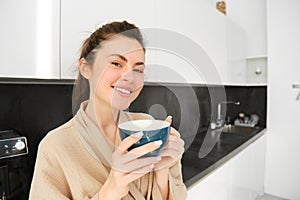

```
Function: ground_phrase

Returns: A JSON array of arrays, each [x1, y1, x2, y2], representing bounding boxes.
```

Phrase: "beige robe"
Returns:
[[29, 101, 187, 200]]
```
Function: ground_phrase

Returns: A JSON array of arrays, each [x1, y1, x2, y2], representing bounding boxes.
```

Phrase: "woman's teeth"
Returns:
[[114, 87, 132, 94]]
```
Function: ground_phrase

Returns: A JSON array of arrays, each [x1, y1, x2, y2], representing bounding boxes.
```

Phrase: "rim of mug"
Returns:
[[118, 119, 170, 131]]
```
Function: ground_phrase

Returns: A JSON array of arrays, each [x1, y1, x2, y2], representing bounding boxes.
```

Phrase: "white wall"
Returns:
[[265, 0, 300, 199]]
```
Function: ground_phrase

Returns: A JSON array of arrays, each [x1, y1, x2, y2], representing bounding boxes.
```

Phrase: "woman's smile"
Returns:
[[112, 85, 133, 98]]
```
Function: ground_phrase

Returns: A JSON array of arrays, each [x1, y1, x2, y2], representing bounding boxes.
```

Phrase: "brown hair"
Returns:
[[72, 20, 145, 114]]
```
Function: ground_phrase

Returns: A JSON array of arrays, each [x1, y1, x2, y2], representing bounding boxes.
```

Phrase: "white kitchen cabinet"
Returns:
[[226, 0, 268, 85], [60, 0, 249, 85], [0, 0, 60, 79], [0, 0, 249, 84], [60, 0, 232, 84], [187, 134, 266, 200], [153, 0, 228, 84], [60, 0, 156, 79], [230, 134, 266, 200], [226, 0, 267, 58], [188, 159, 232, 200], [226, 19, 247, 85]]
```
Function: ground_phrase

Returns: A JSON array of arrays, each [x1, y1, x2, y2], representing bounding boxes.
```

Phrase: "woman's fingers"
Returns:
[[153, 132, 184, 171], [111, 157, 158, 184], [165, 115, 172, 125], [159, 148, 184, 158], [108, 162, 155, 192], [128, 140, 162, 156], [112, 139, 163, 172], [120, 156, 161, 173], [165, 137, 184, 151], [117, 131, 143, 152], [125, 164, 155, 183], [170, 127, 180, 137]]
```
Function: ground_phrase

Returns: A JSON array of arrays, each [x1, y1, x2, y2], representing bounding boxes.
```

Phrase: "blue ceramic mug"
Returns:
[[118, 119, 171, 157]]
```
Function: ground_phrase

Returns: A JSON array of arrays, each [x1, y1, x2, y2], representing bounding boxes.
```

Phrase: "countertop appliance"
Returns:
[[0, 130, 29, 200]]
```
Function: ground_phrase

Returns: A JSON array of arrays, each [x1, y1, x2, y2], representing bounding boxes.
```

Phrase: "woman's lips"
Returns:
[[112, 86, 133, 98]]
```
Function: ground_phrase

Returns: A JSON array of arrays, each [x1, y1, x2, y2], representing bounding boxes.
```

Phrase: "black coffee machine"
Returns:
[[0, 130, 29, 200]]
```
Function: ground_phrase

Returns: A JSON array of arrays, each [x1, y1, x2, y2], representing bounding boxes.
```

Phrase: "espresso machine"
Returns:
[[0, 130, 29, 200]]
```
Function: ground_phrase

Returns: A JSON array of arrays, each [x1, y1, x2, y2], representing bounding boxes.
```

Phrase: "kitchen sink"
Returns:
[[221, 125, 260, 134]]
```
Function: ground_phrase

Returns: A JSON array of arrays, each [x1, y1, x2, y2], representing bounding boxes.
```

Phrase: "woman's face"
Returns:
[[89, 35, 145, 111]]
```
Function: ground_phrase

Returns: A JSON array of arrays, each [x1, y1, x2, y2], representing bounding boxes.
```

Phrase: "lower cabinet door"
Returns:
[[187, 134, 266, 200], [187, 160, 232, 200]]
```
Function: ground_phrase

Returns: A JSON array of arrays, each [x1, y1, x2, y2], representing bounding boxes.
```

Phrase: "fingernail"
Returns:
[[156, 156, 161, 161], [132, 131, 143, 138], [167, 115, 173, 119], [154, 140, 162, 146], [149, 164, 155, 170]]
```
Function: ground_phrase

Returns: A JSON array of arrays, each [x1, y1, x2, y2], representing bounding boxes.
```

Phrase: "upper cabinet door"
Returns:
[[227, 0, 267, 58], [0, 0, 60, 79], [60, 0, 155, 79], [153, 0, 228, 84]]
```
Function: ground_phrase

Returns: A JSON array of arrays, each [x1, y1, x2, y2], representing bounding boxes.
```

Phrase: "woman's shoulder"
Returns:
[[39, 118, 77, 149]]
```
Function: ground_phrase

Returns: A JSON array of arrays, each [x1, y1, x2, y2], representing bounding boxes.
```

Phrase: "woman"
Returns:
[[29, 21, 187, 200]]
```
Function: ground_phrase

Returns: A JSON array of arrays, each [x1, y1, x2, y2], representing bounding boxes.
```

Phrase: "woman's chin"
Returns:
[[112, 102, 130, 111], [111, 98, 131, 110], [111, 93, 135, 111]]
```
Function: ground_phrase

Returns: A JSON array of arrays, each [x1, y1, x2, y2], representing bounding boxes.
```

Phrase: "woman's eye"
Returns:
[[111, 62, 122, 68], [133, 68, 144, 73]]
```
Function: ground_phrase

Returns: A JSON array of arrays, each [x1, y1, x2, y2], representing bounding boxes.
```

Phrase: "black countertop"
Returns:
[[181, 126, 266, 188]]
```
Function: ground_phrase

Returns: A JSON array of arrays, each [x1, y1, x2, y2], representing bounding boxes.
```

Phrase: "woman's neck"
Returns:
[[85, 99, 120, 144]]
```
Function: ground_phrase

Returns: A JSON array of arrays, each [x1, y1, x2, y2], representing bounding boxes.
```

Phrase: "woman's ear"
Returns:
[[78, 58, 92, 79]]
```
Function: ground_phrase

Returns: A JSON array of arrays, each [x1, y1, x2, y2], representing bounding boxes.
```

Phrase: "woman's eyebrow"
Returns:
[[109, 54, 128, 62], [135, 61, 145, 66], [109, 54, 144, 66]]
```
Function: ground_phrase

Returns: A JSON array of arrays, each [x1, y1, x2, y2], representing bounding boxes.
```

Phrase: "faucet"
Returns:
[[215, 101, 240, 128]]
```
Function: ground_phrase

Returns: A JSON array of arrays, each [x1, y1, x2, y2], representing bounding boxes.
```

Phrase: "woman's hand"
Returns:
[[152, 116, 185, 200], [99, 132, 162, 200], [154, 116, 185, 171]]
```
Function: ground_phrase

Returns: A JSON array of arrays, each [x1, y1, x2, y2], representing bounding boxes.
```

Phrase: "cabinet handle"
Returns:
[[292, 84, 300, 100], [296, 93, 300, 101], [292, 84, 300, 89]]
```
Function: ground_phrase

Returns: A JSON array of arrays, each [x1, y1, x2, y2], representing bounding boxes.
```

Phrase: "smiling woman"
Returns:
[[29, 21, 187, 200], [71, 21, 146, 114], [81, 35, 145, 113]]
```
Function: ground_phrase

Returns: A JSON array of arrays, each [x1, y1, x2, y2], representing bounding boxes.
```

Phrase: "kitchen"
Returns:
[[0, 0, 299, 199]]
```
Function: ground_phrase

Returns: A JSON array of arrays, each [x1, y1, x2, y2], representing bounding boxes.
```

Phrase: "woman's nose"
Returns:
[[121, 70, 134, 82]]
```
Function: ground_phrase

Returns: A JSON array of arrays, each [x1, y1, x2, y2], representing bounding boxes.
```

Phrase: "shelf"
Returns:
[[222, 82, 267, 87], [246, 55, 268, 60], [0, 77, 75, 85]]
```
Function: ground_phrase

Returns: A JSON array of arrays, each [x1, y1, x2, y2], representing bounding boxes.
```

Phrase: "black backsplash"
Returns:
[[0, 81, 266, 195], [0, 83, 74, 178], [130, 84, 267, 129], [223, 86, 267, 127]]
